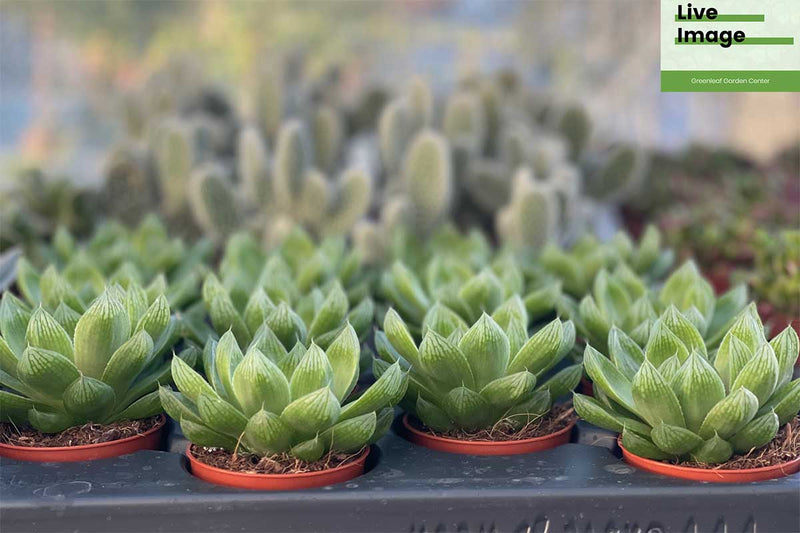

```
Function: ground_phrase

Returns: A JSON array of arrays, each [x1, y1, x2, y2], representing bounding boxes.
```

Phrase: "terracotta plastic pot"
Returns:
[[186, 445, 370, 490], [402, 414, 575, 456], [618, 436, 800, 483], [0, 415, 166, 462]]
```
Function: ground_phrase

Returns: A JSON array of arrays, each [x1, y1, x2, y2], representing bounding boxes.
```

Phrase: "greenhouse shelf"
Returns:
[[1, 421, 798, 533]]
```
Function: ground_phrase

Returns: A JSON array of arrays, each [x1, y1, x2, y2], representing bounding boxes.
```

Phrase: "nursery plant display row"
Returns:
[[0, 65, 798, 531], [1, 216, 798, 531]]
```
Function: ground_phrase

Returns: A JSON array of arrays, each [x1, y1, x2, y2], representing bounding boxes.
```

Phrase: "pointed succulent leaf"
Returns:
[[53, 303, 81, 337], [159, 386, 203, 425], [308, 283, 348, 342], [608, 326, 644, 381], [17, 347, 80, 402], [415, 396, 452, 432], [632, 361, 685, 428], [507, 318, 562, 376], [689, 433, 734, 463], [621, 428, 673, 460], [242, 289, 273, 337], [731, 343, 779, 406], [479, 371, 536, 410], [209, 294, 250, 348], [573, 393, 651, 435], [266, 302, 306, 350], [661, 305, 706, 356], [715, 332, 753, 391], [325, 324, 360, 402], [278, 342, 307, 379], [291, 435, 325, 462], [419, 330, 476, 392], [442, 386, 490, 430], [0, 337, 19, 378], [250, 324, 289, 364], [582, 345, 636, 413], [458, 313, 508, 389], [0, 389, 35, 423], [73, 291, 131, 378], [243, 409, 292, 455], [729, 410, 779, 454], [171, 356, 217, 404], [111, 390, 162, 422], [26, 307, 74, 360], [101, 330, 153, 400], [181, 418, 239, 450], [698, 387, 759, 439], [28, 408, 75, 434], [290, 343, 333, 400], [280, 387, 341, 439], [340, 362, 406, 421], [728, 303, 766, 353], [770, 326, 799, 388], [577, 296, 611, 350], [383, 309, 421, 367], [657, 355, 682, 384], [423, 303, 468, 338], [705, 284, 748, 348], [651, 423, 703, 455], [503, 389, 551, 430], [214, 331, 244, 405], [135, 295, 170, 341], [232, 347, 291, 417], [759, 379, 800, 425], [197, 393, 248, 438], [538, 363, 583, 401], [671, 351, 726, 433], [63, 376, 116, 422], [321, 411, 376, 453], [368, 407, 395, 445], [1, 293, 32, 356], [644, 320, 689, 367]]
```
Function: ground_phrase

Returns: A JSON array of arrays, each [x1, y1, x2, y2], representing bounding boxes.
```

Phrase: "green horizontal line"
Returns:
[[674, 14, 764, 21], [675, 37, 794, 45]]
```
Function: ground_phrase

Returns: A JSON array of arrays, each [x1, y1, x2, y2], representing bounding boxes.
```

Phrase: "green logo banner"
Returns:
[[661, 0, 799, 92]]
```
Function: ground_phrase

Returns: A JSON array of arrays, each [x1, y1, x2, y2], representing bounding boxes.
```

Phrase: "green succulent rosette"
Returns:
[[376, 297, 580, 433], [568, 260, 748, 355], [16, 216, 211, 312], [575, 303, 800, 464], [0, 285, 191, 433], [161, 322, 407, 460]]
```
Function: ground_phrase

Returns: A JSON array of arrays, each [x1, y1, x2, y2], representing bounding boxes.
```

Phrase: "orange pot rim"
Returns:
[[186, 444, 370, 485], [401, 413, 575, 455], [617, 436, 800, 482], [0, 414, 166, 461]]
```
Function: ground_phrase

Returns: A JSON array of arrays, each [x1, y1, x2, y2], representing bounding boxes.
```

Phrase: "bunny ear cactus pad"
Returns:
[[0, 286, 189, 434], [403, 130, 453, 232], [575, 305, 800, 465], [162, 322, 407, 461], [379, 306, 579, 433]]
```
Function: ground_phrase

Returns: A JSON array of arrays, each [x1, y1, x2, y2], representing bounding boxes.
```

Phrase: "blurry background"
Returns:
[[2, 0, 798, 180]]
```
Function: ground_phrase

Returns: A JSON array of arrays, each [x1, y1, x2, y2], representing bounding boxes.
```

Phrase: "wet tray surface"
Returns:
[[1, 423, 798, 532]]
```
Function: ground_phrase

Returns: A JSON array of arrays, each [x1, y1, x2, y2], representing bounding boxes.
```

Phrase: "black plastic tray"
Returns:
[[2, 419, 798, 533]]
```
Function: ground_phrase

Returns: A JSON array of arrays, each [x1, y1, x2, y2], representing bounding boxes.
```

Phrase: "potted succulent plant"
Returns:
[[161, 322, 407, 490], [377, 298, 581, 455], [574, 304, 800, 482], [0, 286, 189, 462]]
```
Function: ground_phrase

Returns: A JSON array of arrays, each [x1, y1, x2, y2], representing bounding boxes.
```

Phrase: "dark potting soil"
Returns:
[[673, 416, 800, 470], [411, 403, 577, 442], [0, 416, 162, 448], [190, 445, 367, 475]]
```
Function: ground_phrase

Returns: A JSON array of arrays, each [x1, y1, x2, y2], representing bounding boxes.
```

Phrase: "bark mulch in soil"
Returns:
[[190, 445, 367, 475], [411, 403, 577, 442], [0, 416, 162, 448], [673, 416, 800, 470]]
